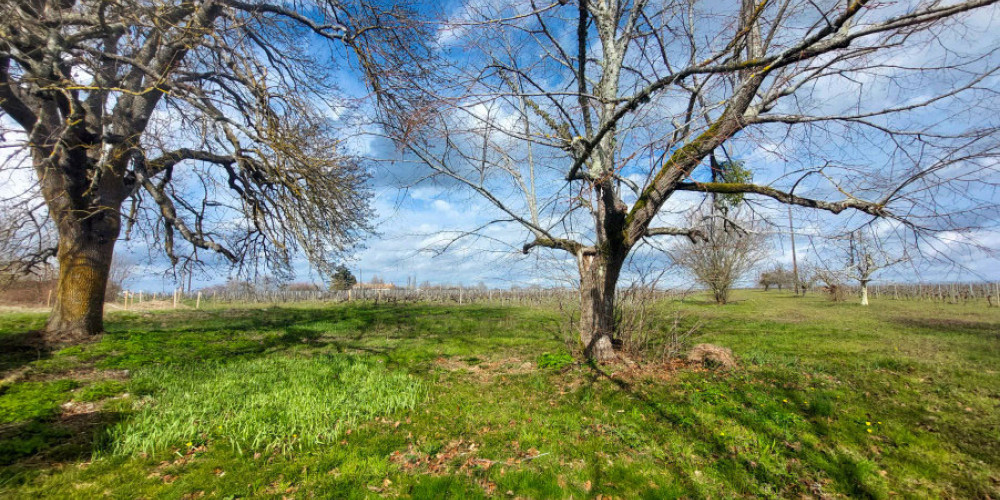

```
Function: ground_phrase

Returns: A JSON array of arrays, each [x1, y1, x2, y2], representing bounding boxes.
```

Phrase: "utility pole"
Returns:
[[789, 205, 800, 296]]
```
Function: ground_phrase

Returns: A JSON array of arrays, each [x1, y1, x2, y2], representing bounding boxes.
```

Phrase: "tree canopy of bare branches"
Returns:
[[671, 211, 768, 305], [0, 0, 427, 340], [843, 229, 908, 305], [393, 0, 1000, 359]]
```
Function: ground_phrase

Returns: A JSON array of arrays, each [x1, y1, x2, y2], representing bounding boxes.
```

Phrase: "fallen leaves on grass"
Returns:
[[433, 356, 535, 382], [389, 439, 547, 476]]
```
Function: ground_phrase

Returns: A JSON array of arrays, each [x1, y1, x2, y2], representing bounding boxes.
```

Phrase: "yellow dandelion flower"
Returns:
[[866, 422, 871, 426], [866, 429, 872, 433], [782, 399, 788, 403], [186, 442, 193, 447]]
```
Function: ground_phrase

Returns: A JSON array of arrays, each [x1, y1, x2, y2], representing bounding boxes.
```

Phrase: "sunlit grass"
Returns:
[[0, 293, 997, 498], [109, 355, 423, 455]]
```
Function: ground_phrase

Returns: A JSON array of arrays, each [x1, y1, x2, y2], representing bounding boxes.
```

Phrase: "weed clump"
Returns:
[[537, 352, 574, 370]]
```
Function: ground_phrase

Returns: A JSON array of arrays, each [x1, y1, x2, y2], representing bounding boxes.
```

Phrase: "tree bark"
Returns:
[[44, 209, 121, 342], [37, 150, 128, 343], [577, 248, 624, 362], [860, 281, 869, 306], [45, 234, 117, 342]]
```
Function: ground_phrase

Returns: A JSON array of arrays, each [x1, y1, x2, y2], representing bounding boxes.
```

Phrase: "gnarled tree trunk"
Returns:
[[39, 152, 128, 343], [860, 281, 870, 306], [45, 229, 118, 342]]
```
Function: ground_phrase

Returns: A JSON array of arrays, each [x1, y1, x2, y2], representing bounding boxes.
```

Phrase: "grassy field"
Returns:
[[0, 291, 998, 498]]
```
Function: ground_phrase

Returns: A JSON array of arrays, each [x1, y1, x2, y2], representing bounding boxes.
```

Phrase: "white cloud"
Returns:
[[431, 199, 452, 212]]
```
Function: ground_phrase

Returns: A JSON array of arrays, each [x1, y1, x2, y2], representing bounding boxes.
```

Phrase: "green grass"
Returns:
[[537, 352, 574, 370], [0, 292, 997, 498], [111, 355, 423, 456], [0, 380, 79, 424]]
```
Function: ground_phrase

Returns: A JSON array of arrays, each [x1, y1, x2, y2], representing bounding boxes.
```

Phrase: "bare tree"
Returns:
[[393, 0, 1000, 359], [671, 212, 767, 304], [796, 262, 819, 296], [1, 0, 425, 341], [844, 230, 907, 306], [758, 265, 795, 292], [0, 199, 55, 280], [812, 266, 849, 302], [105, 255, 136, 299]]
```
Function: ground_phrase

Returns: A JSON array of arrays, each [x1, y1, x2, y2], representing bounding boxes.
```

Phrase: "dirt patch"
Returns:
[[433, 356, 535, 381], [687, 343, 737, 369], [24, 368, 130, 384], [595, 357, 707, 384], [60, 400, 102, 417]]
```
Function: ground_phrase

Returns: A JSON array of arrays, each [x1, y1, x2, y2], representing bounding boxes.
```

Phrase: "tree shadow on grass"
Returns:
[[582, 362, 903, 498], [891, 316, 1000, 336], [0, 409, 124, 485], [0, 330, 53, 380], [94, 304, 550, 372], [107, 303, 517, 335]]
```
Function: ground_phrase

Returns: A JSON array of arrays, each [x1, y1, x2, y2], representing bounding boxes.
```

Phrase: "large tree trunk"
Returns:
[[44, 213, 121, 343], [36, 145, 128, 343], [577, 249, 624, 362], [860, 281, 869, 306]]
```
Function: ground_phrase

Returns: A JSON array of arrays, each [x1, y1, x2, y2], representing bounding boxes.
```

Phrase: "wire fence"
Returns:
[[102, 281, 1000, 310], [820, 282, 1000, 305], [5, 280, 998, 310]]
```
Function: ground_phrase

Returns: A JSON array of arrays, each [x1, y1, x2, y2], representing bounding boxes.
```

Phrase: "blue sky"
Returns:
[[2, 0, 999, 292]]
